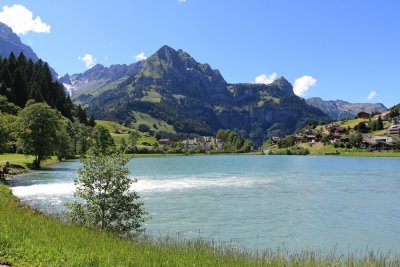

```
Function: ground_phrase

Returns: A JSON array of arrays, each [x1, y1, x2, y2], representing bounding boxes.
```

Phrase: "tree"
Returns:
[[128, 130, 140, 146], [92, 125, 115, 155], [17, 102, 61, 168], [55, 119, 73, 160], [65, 155, 147, 236], [377, 116, 384, 130], [349, 132, 363, 148]]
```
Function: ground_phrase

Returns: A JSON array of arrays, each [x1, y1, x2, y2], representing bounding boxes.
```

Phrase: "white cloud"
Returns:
[[293, 75, 317, 97], [179, 0, 187, 3], [78, 54, 96, 69], [254, 73, 277, 85], [367, 91, 377, 100], [134, 52, 147, 62], [0, 4, 50, 35]]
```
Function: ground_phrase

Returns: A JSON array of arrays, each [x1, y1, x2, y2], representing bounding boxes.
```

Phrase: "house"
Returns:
[[158, 139, 171, 146], [363, 136, 393, 144], [357, 112, 370, 119], [183, 138, 197, 148], [114, 129, 124, 134], [305, 135, 321, 143], [388, 125, 400, 136], [392, 116, 400, 124], [331, 126, 347, 134], [369, 141, 394, 151], [373, 111, 391, 121], [271, 137, 281, 143]]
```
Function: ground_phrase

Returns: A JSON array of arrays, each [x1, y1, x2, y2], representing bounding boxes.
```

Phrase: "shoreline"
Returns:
[[2, 161, 400, 265]]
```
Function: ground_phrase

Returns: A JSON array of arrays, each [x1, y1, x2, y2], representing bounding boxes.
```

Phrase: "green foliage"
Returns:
[[17, 102, 61, 168], [355, 122, 370, 133], [216, 129, 253, 152], [0, 53, 94, 124], [349, 132, 363, 148], [0, 95, 20, 115], [65, 155, 147, 236], [273, 147, 310, 155], [91, 125, 115, 155], [0, 113, 19, 153], [0, 53, 75, 119], [377, 116, 384, 130], [276, 135, 297, 148], [129, 130, 140, 146]]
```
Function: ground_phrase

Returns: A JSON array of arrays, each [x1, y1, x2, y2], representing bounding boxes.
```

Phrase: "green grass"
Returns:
[[0, 183, 399, 266], [96, 120, 159, 146], [132, 111, 176, 133], [296, 143, 400, 157], [110, 133, 129, 145], [0, 154, 58, 169], [141, 90, 161, 103], [95, 120, 130, 133]]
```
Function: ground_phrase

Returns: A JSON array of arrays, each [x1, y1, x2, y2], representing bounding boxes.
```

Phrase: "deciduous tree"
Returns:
[[17, 102, 60, 168], [65, 155, 147, 236]]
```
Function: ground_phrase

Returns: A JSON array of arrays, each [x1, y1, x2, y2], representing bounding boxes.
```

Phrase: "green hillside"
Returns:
[[82, 46, 330, 146], [96, 120, 158, 146]]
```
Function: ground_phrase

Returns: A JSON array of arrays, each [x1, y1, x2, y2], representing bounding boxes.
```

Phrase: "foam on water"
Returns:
[[12, 182, 76, 197], [132, 175, 271, 192], [12, 174, 272, 198]]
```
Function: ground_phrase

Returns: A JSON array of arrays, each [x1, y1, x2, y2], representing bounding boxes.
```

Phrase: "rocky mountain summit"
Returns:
[[65, 45, 329, 145]]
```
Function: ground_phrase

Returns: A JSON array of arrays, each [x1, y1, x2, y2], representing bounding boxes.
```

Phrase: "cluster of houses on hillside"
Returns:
[[271, 111, 400, 151]]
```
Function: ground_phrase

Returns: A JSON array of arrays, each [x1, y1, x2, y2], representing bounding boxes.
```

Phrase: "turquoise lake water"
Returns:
[[10, 155, 400, 254]]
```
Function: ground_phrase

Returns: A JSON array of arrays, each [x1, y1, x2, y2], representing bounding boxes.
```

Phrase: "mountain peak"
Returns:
[[272, 76, 293, 94], [155, 45, 179, 58]]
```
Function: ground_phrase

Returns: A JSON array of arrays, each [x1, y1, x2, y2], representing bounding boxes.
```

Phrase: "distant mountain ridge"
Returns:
[[62, 45, 330, 145], [306, 97, 387, 120]]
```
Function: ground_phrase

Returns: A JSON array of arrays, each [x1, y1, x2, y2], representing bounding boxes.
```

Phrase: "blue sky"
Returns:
[[1, 0, 399, 107]]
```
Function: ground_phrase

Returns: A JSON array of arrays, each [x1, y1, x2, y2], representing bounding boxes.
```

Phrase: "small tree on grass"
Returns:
[[65, 155, 147, 236], [17, 101, 61, 169]]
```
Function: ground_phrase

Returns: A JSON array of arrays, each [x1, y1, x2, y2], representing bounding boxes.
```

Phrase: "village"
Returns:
[[268, 110, 400, 154]]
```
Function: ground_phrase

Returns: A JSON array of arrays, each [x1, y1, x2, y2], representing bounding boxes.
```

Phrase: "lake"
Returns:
[[10, 155, 400, 254]]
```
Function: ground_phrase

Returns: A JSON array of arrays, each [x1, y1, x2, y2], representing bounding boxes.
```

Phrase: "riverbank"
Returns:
[[1, 182, 399, 266], [264, 142, 400, 157]]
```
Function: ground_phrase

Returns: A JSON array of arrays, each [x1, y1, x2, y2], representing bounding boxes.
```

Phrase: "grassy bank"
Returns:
[[0, 154, 59, 173], [1, 183, 399, 266]]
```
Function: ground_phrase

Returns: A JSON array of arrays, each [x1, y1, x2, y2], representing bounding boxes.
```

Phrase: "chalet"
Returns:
[[373, 111, 391, 121], [328, 125, 347, 134], [388, 125, 400, 136], [363, 136, 393, 144], [392, 116, 400, 124], [369, 141, 394, 151], [271, 137, 281, 143], [357, 112, 370, 119], [158, 139, 171, 146], [304, 134, 322, 143]]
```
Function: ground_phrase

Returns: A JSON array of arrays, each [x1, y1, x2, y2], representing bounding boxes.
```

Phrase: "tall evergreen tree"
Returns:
[[13, 67, 28, 107]]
